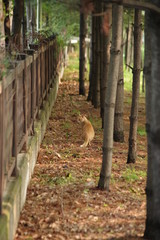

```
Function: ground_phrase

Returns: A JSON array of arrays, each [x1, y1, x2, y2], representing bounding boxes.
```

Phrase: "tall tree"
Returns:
[[12, 0, 24, 50], [100, 4, 112, 128], [98, 4, 123, 191], [143, 10, 153, 240], [125, 10, 134, 69], [149, 1, 160, 238], [127, 9, 142, 164], [79, 11, 87, 96], [114, 26, 124, 142], [92, 0, 101, 108], [3, 0, 10, 51], [26, 0, 36, 44], [87, 16, 94, 102]]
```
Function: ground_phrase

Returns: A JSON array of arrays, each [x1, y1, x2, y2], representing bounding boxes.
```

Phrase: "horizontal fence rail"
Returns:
[[0, 37, 65, 214]]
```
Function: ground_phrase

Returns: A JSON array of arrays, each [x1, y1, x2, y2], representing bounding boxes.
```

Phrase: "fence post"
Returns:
[[25, 49, 36, 134], [0, 80, 4, 214], [23, 58, 28, 150], [12, 68, 18, 176]]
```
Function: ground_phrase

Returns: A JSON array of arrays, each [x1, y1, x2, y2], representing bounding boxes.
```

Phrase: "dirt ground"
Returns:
[[14, 59, 147, 240]]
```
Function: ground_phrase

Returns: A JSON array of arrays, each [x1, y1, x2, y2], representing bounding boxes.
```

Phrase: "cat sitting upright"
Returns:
[[78, 115, 95, 147]]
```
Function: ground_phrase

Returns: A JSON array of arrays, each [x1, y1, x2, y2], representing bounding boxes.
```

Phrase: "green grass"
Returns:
[[137, 126, 146, 136], [67, 53, 79, 72], [39, 172, 75, 186], [63, 121, 71, 130], [124, 67, 133, 92], [72, 109, 81, 116], [122, 167, 146, 182]]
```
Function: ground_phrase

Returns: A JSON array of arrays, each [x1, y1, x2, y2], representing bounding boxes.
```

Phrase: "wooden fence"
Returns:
[[0, 36, 64, 214]]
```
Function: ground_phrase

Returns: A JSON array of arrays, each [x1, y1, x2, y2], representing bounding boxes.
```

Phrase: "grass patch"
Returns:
[[72, 109, 80, 116], [122, 167, 146, 182], [137, 126, 146, 136], [67, 52, 79, 72], [63, 121, 71, 130], [39, 172, 75, 186]]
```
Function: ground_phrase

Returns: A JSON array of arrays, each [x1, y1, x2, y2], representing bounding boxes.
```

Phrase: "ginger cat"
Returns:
[[78, 115, 95, 147]]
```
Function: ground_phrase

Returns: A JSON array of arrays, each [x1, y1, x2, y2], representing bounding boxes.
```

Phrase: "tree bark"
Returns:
[[125, 23, 132, 68], [79, 12, 87, 96], [98, 4, 123, 191], [87, 16, 93, 101], [3, 0, 10, 51], [143, 10, 153, 240], [149, 2, 160, 238], [127, 9, 142, 164], [114, 37, 124, 142], [92, 0, 101, 108], [100, 5, 112, 128], [12, 0, 24, 51]]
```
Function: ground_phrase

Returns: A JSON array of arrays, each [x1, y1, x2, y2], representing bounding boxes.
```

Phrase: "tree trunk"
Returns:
[[26, 1, 36, 44], [100, 2, 104, 116], [100, 5, 112, 128], [125, 23, 132, 68], [12, 0, 24, 51], [88, 14, 96, 102], [79, 12, 87, 96], [92, 0, 101, 108], [0, 1, 5, 54], [98, 4, 123, 191], [149, 3, 160, 238], [127, 9, 142, 164], [3, 0, 10, 51], [143, 10, 153, 240], [114, 37, 124, 142]]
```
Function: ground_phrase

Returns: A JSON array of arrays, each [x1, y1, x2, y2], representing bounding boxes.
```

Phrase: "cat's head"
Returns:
[[77, 114, 87, 123]]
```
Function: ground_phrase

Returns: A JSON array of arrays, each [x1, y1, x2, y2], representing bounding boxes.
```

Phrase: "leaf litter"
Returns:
[[15, 56, 147, 240]]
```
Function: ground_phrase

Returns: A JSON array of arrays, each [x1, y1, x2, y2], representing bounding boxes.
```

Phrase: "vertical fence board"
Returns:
[[0, 82, 4, 214], [31, 54, 35, 134], [12, 70, 18, 176], [23, 60, 28, 149]]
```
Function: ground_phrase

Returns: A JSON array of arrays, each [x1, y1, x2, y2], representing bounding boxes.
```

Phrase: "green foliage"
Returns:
[[39, 172, 75, 186], [41, 0, 80, 41], [72, 109, 80, 116], [0, 54, 10, 80], [137, 126, 146, 136], [67, 52, 79, 72], [124, 68, 132, 92], [122, 167, 146, 182]]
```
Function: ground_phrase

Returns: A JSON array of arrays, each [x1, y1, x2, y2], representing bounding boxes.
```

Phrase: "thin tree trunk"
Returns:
[[143, 10, 153, 240], [0, 1, 5, 54], [127, 9, 142, 164], [101, 5, 112, 128], [100, 2, 104, 116], [114, 38, 124, 142], [12, 0, 24, 51], [92, 0, 100, 108], [79, 12, 87, 96], [125, 22, 132, 69], [87, 15, 94, 102], [98, 4, 123, 191], [3, 0, 10, 51], [149, 2, 160, 238]]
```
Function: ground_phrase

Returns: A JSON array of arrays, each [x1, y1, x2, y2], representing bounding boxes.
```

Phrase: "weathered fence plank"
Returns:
[[0, 81, 4, 214]]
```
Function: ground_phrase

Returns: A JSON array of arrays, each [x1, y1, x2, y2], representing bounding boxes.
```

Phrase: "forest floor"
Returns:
[[15, 52, 147, 240]]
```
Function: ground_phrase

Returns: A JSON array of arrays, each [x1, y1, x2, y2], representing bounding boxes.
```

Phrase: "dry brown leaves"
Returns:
[[15, 69, 147, 240]]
